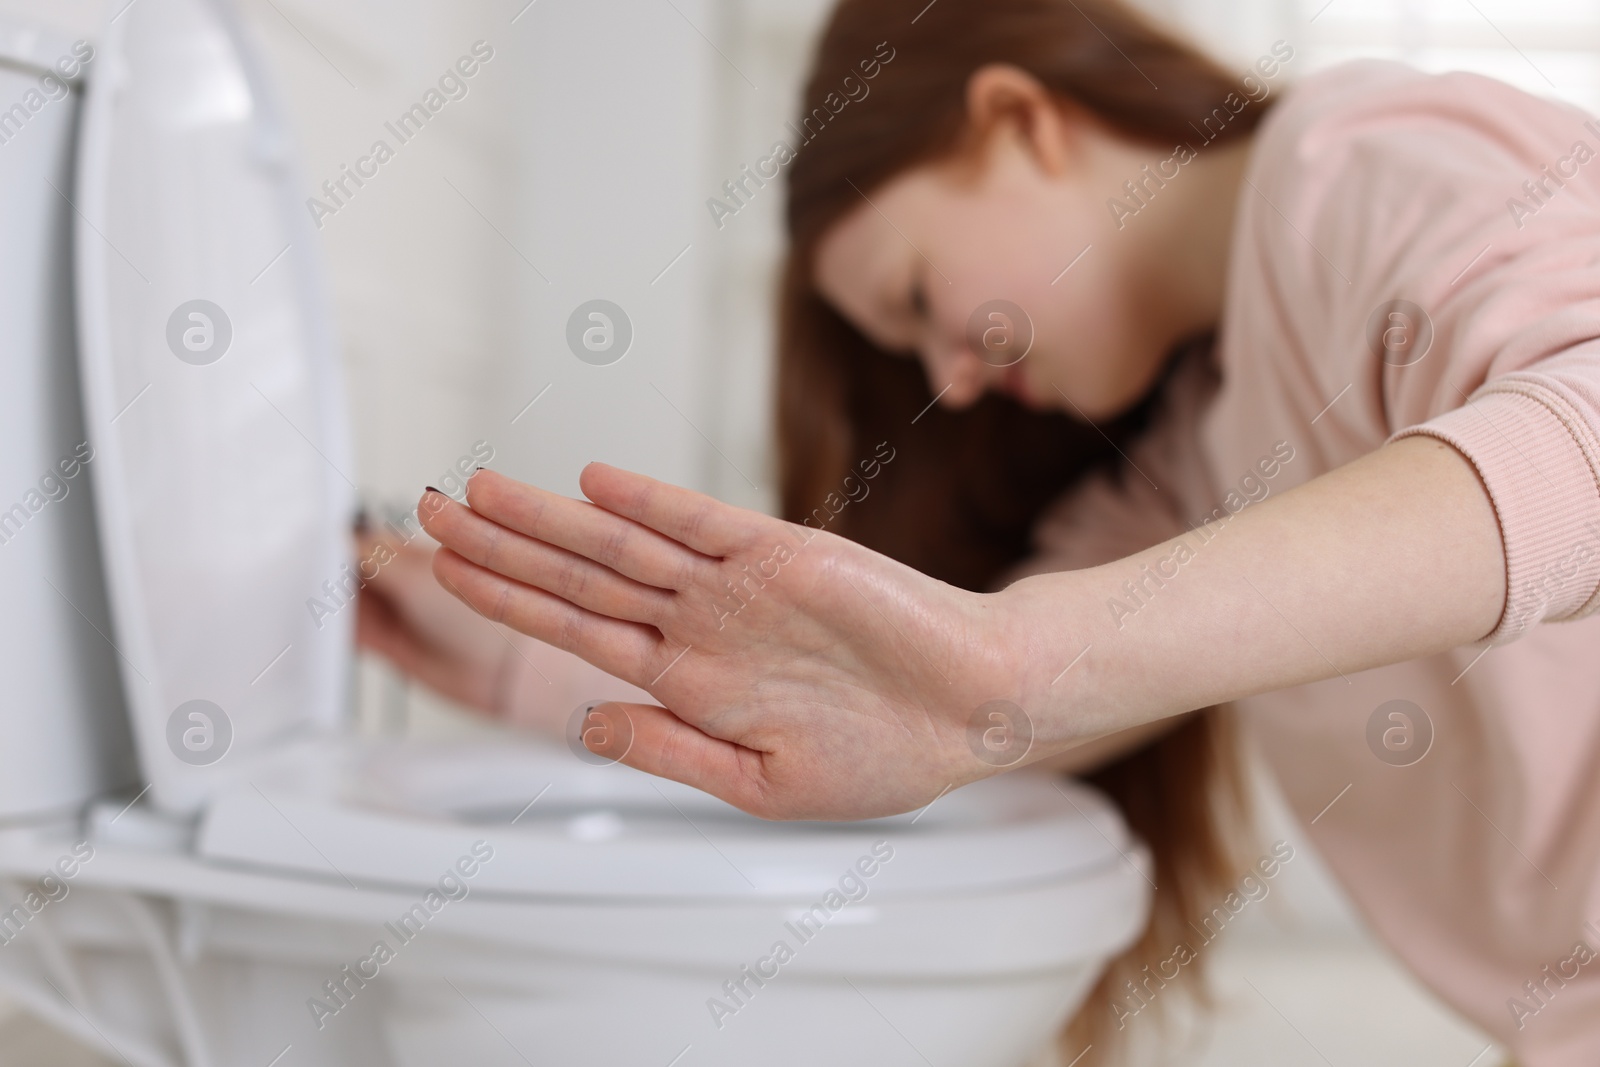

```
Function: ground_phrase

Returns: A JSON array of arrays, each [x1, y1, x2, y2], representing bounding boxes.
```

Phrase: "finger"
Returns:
[[355, 527, 401, 556], [457, 471, 709, 592], [357, 524, 430, 560], [420, 489, 673, 627], [579, 463, 766, 559], [355, 588, 490, 710], [432, 548, 662, 690], [355, 587, 410, 659], [584, 702, 773, 816], [355, 532, 433, 595]]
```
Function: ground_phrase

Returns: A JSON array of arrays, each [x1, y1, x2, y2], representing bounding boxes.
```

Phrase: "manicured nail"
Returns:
[[424, 486, 442, 495]]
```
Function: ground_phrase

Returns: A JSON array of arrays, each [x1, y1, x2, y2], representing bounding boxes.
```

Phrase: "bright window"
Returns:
[[1138, 0, 1600, 113]]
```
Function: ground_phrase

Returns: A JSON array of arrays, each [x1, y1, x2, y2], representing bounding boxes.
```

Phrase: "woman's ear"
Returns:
[[963, 63, 1084, 177]]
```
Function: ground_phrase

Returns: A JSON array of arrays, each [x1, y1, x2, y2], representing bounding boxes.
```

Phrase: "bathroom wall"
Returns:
[[244, 0, 719, 512], [235, 0, 527, 511], [5, 0, 722, 513]]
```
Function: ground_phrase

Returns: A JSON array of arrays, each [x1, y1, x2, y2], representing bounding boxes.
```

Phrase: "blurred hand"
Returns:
[[356, 525, 654, 734], [417, 467, 1057, 820], [355, 530, 515, 715]]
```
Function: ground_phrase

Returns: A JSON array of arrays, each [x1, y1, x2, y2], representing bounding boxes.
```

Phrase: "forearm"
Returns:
[[1006, 435, 1507, 746], [1022, 714, 1192, 775]]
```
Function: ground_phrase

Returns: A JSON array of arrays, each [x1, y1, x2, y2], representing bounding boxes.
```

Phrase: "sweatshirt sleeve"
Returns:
[[1255, 62, 1600, 644], [1365, 86, 1600, 643], [1387, 340, 1600, 642]]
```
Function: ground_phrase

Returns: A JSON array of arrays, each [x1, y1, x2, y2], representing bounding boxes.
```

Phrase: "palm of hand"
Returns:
[[421, 466, 1026, 819]]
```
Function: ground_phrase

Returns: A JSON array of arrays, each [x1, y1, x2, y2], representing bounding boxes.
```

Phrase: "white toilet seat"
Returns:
[[12, 819, 1148, 975], [17, 746, 1146, 998], [191, 735, 1140, 901]]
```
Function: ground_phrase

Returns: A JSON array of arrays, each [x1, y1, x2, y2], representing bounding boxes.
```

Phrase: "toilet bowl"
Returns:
[[0, 3, 1152, 1065], [2, 738, 1150, 1067]]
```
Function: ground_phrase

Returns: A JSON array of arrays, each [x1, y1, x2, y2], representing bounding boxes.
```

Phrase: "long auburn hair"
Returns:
[[777, 0, 1268, 1058]]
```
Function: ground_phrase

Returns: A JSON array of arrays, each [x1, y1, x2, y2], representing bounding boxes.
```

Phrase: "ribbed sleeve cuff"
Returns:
[[1387, 385, 1600, 644]]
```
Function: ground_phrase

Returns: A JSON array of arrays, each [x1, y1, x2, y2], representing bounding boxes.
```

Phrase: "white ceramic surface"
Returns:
[[74, 0, 355, 814], [0, 25, 137, 819], [195, 737, 1140, 901]]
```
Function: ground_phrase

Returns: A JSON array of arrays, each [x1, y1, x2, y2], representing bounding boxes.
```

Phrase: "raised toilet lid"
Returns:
[[196, 738, 1147, 900], [75, 0, 354, 813]]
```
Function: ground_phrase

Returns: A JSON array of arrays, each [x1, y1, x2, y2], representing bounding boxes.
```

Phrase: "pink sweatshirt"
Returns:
[[1016, 60, 1600, 1062]]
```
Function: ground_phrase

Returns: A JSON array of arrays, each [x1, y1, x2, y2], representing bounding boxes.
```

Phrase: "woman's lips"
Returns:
[[1000, 364, 1038, 408]]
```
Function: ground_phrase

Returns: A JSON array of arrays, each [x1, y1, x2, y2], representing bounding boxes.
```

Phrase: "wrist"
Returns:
[[991, 569, 1127, 762]]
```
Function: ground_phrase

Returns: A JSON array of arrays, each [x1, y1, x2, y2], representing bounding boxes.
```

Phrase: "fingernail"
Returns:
[[353, 506, 370, 532], [473, 466, 485, 473], [424, 486, 442, 495]]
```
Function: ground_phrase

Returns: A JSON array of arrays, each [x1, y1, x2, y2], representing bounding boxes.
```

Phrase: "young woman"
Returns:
[[360, 0, 1600, 1061]]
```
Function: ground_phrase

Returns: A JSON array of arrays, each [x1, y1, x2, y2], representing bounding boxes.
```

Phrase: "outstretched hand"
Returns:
[[417, 465, 1061, 820], [419, 436, 1519, 821]]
